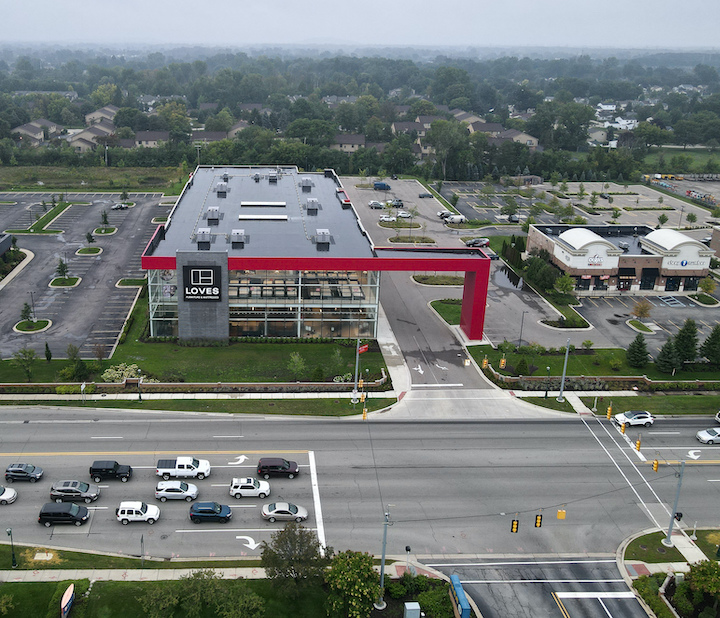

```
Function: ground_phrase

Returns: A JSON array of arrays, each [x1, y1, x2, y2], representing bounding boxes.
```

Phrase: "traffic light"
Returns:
[[606, 407, 612, 420], [482, 356, 488, 368], [652, 459, 659, 472], [675, 512, 683, 522], [535, 514, 543, 528], [635, 437, 641, 451], [511, 519, 519, 533], [358, 379, 364, 389], [360, 392, 366, 403], [499, 356, 507, 369], [620, 422, 626, 434]]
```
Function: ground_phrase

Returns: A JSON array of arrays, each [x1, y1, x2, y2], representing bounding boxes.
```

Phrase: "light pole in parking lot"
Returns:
[[518, 311, 528, 349], [374, 505, 393, 610], [556, 338, 571, 404]]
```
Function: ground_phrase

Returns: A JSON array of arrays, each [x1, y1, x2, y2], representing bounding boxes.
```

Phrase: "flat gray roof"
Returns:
[[156, 166, 374, 259]]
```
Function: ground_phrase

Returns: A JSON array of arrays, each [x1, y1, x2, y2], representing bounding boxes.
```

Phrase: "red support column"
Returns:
[[460, 267, 489, 341]]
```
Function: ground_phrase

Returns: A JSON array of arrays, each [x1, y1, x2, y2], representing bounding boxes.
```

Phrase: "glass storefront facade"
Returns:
[[148, 268, 379, 339]]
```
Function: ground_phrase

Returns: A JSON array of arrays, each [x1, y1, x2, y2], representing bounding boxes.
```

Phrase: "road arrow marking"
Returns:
[[434, 362, 448, 371], [688, 450, 701, 460], [229, 455, 248, 465], [413, 365, 424, 375], [236, 535, 260, 550]]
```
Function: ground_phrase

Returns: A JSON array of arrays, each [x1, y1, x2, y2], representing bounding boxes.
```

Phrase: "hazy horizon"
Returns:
[[2, 0, 718, 51]]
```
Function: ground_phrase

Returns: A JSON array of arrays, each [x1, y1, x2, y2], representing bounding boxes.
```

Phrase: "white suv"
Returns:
[[229, 477, 270, 499], [116, 501, 160, 525]]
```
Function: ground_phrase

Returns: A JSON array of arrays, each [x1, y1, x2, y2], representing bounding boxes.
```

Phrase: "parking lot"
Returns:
[[0, 192, 166, 359]]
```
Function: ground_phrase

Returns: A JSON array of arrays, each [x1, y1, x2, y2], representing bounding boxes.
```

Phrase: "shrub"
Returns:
[[609, 358, 623, 371], [418, 584, 454, 618], [385, 581, 407, 599]]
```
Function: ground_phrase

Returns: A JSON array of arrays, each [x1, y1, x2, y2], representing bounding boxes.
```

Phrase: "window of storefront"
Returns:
[[665, 276, 681, 292], [683, 276, 699, 291]]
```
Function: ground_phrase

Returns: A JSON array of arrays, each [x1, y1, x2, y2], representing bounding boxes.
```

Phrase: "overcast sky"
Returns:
[[1, 0, 719, 51]]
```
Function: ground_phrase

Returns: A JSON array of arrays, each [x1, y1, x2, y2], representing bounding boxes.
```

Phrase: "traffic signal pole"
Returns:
[[662, 460, 686, 547]]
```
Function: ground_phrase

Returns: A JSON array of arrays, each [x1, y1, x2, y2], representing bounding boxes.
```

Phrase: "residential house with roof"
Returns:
[[228, 121, 250, 138], [454, 111, 483, 124], [191, 130, 228, 144], [467, 121, 505, 137], [68, 121, 116, 153], [85, 104, 119, 126], [332, 134, 366, 153], [498, 129, 539, 150], [135, 131, 170, 148], [13, 118, 64, 146], [416, 115, 445, 130]]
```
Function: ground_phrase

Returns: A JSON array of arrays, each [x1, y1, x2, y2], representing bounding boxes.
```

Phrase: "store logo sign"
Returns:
[[183, 266, 221, 301], [587, 254, 603, 266]]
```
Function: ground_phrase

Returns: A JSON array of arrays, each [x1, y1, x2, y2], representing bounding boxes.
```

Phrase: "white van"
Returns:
[[445, 214, 467, 224]]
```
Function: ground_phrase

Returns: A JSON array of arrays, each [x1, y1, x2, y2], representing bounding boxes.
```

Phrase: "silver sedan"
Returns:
[[261, 501, 308, 523], [697, 428, 720, 444]]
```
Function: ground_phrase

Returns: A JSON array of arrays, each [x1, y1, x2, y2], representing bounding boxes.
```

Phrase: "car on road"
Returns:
[[50, 480, 100, 504], [715, 411, 720, 423], [388, 199, 404, 208], [379, 214, 397, 223], [5, 463, 43, 483], [229, 477, 270, 499], [116, 501, 160, 525], [368, 200, 384, 209], [261, 501, 308, 523], [703, 236, 713, 244], [189, 501, 233, 523], [257, 457, 299, 479], [111, 203, 128, 210], [39, 502, 89, 527], [613, 410, 655, 427], [437, 211, 452, 219], [419, 192, 433, 198], [155, 481, 198, 502], [0, 485, 17, 505], [89, 460, 132, 483], [696, 428, 720, 444], [465, 238, 490, 247], [396, 210, 412, 218], [508, 214, 520, 223]]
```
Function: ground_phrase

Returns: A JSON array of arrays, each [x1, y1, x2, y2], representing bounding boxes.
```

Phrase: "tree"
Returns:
[[101, 210, 109, 227], [626, 333, 649, 368], [85, 232, 95, 244], [554, 273, 575, 294], [589, 194, 598, 208], [611, 208, 621, 221], [701, 324, 720, 365], [261, 522, 332, 597], [425, 120, 468, 180], [688, 559, 720, 606], [287, 351, 307, 380], [656, 338, 681, 374], [326, 551, 380, 618], [657, 213, 668, 227], [514, 356, 529, 375], [12, 347, 37, 382], [699, 276, 717, 296], [631, 298, 652, 320], [20, 302, 32, 322], [56, 258, 69, 279], [674, 318, 698, 363], [44, 341, 52, 362], [686, 212, 697, 223]]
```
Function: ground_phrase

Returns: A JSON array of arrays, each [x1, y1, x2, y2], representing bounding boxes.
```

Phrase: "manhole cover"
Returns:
[[639, 544, 647, 551], [34, 552, 53, 561], [657, 547, 667, 554], [160, 534, 169, 540]]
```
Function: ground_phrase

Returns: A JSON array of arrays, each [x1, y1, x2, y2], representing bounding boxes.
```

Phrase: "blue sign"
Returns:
[[449, 574, 471, 618], [60, 583, 75, 618]]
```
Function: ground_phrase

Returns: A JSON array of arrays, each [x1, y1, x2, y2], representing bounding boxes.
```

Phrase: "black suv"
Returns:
[[38, 502, 89, 527], [89, 460, 132, 483], [257, 457, 299, 479], [5, 463, 43, 483]]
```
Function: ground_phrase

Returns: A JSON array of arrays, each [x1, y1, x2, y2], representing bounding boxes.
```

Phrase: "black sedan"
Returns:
[[189, 501, 233, 523]]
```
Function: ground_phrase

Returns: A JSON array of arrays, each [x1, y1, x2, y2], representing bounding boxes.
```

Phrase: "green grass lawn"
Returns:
[[3, 398, 396, 415], [413, 275, 464, 285], [520, 396, 577, 413], [430, 299, 462, 325], [94, 227, 116, 234], [15, 319, 50, 332], [469, 345, 720, 382], [580, 394, 720, 416], [0, 166, 183, 192], [643, 147, 720, 172], [77, 247, 101, 254], [49, 277, 79, 287], [628, 319, 652, 333], [625, 531, 685, 563]]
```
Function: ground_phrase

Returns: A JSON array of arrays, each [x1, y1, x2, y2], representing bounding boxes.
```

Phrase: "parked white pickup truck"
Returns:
[[155, 457, 211, 480]]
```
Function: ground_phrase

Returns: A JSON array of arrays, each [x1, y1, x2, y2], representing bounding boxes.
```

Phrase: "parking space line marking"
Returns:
[[90, 436, 123, 440], [616, 298, 629, 308], [556, 591, 635, 599]]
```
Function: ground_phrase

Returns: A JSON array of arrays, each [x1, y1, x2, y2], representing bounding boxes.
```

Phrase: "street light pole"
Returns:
[[6, 528, 17, 568], [556, 337, 571, 403], [518, 311, 528, 349], [29, 291, 36, 322], [545, 366, 550, 398], [662, 461, 686, 547], [374, 505, 392, 610]]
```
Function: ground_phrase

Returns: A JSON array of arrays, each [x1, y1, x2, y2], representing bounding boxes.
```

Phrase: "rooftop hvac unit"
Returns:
[[306, 198, 319, 215], [196, 227, 211, 250], [618, 241, 630, 251], [215, 181, 228, 198], [222, 172, 229, 183], [207, 206, 220, 225], [315, 228, 331, 252], [253, 173, 261, 183], [268, 171, 278, 184], [301, 177, 313, 192], [230, 229, 246, 249]]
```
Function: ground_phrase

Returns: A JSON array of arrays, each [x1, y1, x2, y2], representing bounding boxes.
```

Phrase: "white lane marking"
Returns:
[[461, 579, 624, 584], [214, 436, 244, 439], [707, 479, 720, 482], [612, 424, 647, 461], [309, 450, 326, 553], [414, 384, 464, 388], [426, 559, 617, 568], [90, 436, 124, 440], [176, 527, 317, 533], [236, 535, 260, 550], [556, 591, 636, 599], [688, 450, 702, 459], [87, 506, 109, 510], [648, 431, 680, 435], [584, 418, 664, 529], [599, 598, 613, 617]]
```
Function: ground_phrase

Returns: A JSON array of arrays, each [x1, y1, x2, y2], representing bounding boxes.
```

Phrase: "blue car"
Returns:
[[189, 501, 232, 523]]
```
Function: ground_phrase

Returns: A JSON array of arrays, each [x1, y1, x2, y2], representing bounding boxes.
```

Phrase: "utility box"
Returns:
[[403, 602, 422, 618]]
